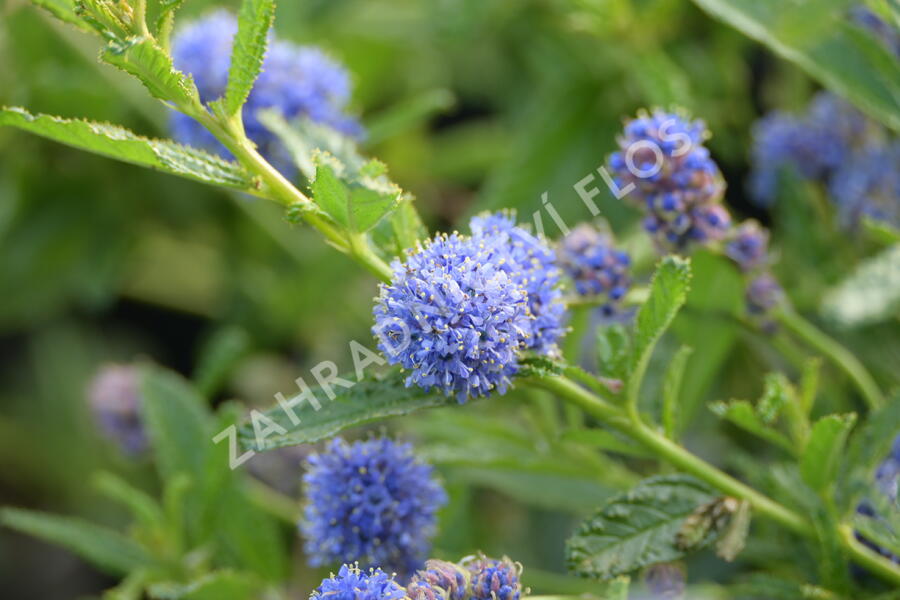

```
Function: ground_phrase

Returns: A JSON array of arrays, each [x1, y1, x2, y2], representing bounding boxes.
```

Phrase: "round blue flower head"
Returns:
[[725, 220, 770, 273], [301, 437, 447, 574], [310, 563, 406, 600], [468, 212, 566, 355], [828, 142, 900, 228], [372, 232, 532, 402], [170, 10, 361, 175], [87, 364, 147, 455], [462, 554, 523, 600], [608, 110, 729, 252], [408, 559, 470, 600], [558, 223, 631, 315]]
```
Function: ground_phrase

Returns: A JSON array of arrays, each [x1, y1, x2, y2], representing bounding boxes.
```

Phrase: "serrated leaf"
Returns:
[[223, 0, 275, 116], [566, 475, 717, 580], [0, 107, 255, 191], [692, 0, 900, 131], [596, 324, 631, 380], [313, 155, 402, 233], [839, 395, 900, 512], [102, 36, 199, 106], [237, 368, 455, 451], [662, 345, 693, 439], [31, 0, 89, 30], [799, 357, 822, 416], [821, 243, 900, 328], [149, 571, 263, 600], [709, 400, 796, 454], [0, 508, 153, 575], [801, 413, 857, 495], [757, 372, 792, 424]]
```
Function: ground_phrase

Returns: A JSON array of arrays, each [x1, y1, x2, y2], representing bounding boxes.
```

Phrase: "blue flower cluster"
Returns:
[[170, 10, 361, 175], [829, 142, 900, 229], [461, 554, 523, 600], [373, 230, 539, 401], [749, 91, 896, 228], [468, 212, 565, 355], [310, 564, 406, 600], [87, 364, 147, 455], [608, 110, 730, 252], [725, 220, 770, 273], [855, 434, 900, 565], [557, 224, 631, 315], [301, 437, 446, 574], [311, 554, 520, 600]]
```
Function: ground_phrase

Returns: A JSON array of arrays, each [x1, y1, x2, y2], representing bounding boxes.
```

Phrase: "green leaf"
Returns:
[[801, 413, 857, 495], [0, 107, 256, 191], [863, 216, 900, 245], [0, 507, 153, 575], [821, 243, 900, 328], [140, 366, 212, 482], [838, 394, 900, 512], [757, 372, 792, 424], [566, 475, 717, 580], [223, 0, 275, 116], [662, 345, 693, 438], [193, 326, 252, 398], [30, 0, 88, 30], [604, 576, 630, 600], [149, 571, 263, 600], [691, 0, 900, 131], [596, 323, 632, 381], [237, 368, 455, 451], [93, 472, 165, 533], [709, 400, 796, 454], [313, 155, 402, 233], [102, 36, 199, 106], [799, 357, 822, 416], [629, 257, 691, 402]]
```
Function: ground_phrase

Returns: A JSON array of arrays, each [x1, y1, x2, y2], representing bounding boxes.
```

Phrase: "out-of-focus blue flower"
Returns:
[[408, 560, 470, 600], [644, 562, 686, 599], [87, 364, 147, 455], [301, 437, 446, 574], [462, 555, 523, 600], [372, 232, 532, 401], [469, 212, 566, 356], [855, 434, 900, 566], [749, 92, 878, 207], [310, 563, 407, 600], [170, 10, 361, 175], [829, 142, 900, 228], [745, 273, 783, 318], [726, 220, 770, 272], [557, 224, 631, 316], [608, 110, 729, 252]]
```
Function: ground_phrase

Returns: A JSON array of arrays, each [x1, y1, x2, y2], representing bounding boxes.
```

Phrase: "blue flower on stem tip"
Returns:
[[301, 437, 446, 574], [828, 142, 900, 229], [608, 110, 730, 252], [468, 211, 566, 356], [855, 434, 900, 565], [462, 554, 524, 600], [745, 273, 784, 317], [87, 364, 147, 455], [170, 10, 361, 175], [557, 223, 631, 316], [408, 559, 470, 600], [725, 220, 770, 273], [310, 564, 407, 600], [372, 232, 533, 402]]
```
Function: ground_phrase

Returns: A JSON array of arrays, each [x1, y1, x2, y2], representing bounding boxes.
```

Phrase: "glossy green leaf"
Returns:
[[102, 36, 198, 106], [313, 156, 402, 233], [566, 475, 717, 580], [237, 368, 455, 451], [821, 243, 900, 329], [223, 0, 275, 116], [691, 0, 900, 131], [709, 400, 796, 454], [801, 413, 857, 495], [0, 107, 255, 191], [0, 508, 153, 575], [30, 0, 87, 30]]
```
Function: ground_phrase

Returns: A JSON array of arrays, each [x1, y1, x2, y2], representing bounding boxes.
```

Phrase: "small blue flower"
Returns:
[[725, 220, 770, 272], [372, 232, 533, 401], [408, 559, 470, 600], [557, 224, 631, 316], [310, 564, 407, 600], [745, 273, 783, 317], [608, 110, 729, 252], [469, 212, 566, 356], [462, 555, 523, 600], [170, 10, 361, 175], [828, 142, 900, 228], [87, 364, 147, 455], [301, 437, 446, 574]]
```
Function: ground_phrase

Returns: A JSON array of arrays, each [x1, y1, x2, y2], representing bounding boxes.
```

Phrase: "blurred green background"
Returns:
[[1, 0, 897, 598]]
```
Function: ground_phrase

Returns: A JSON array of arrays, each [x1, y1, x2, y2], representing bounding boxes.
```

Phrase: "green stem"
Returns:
[[776, 307, 884, 411], [246, 479, 299, 525], [839, 524, 900, 586]]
